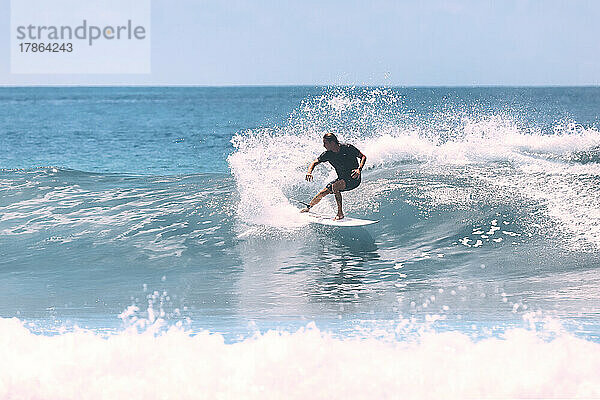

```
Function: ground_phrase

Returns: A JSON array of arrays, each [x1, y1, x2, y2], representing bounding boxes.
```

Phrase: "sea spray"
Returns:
[[1, 311, 600, 399]]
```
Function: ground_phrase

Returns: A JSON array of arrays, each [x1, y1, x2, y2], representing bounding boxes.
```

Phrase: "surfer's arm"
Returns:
[[351, 153, 367, 179], [305, 158, 320, 181]]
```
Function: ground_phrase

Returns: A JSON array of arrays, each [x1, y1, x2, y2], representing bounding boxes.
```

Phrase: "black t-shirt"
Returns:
[[318, 143, 362, 179]]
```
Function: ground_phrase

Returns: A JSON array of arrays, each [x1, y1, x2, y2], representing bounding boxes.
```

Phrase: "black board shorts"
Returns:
[[326, 176, 361, 192]]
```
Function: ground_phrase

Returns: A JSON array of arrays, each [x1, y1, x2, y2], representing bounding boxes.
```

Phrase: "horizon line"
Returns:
[[1, 83, 599, 88]]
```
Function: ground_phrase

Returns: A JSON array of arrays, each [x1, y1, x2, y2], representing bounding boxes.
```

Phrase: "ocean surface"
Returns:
[[1, 86, 600, 398]]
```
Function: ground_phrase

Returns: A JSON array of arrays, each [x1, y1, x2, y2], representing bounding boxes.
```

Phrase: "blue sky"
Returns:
[[2, 0, 599, 86]]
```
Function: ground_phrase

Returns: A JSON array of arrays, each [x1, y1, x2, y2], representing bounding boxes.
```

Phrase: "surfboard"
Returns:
[[304, 211, 378, 227]]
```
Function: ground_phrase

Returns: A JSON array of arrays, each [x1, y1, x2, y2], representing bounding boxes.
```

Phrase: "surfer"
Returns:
[[301, 132, 367, 220]]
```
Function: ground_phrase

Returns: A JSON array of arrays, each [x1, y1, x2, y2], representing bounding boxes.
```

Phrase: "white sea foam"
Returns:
[[1, 316, 599, 399], [228, 129, 322, 228]]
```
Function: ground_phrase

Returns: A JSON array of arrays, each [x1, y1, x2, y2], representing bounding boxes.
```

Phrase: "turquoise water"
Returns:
[[2, 86, 600, 398]]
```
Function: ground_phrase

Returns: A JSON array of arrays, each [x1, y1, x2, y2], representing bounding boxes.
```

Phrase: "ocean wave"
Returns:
[[2, 88, 600, 334], [1, 314, 599, 399], [228, 89, 600, 251], [0, 168, 236, 257]]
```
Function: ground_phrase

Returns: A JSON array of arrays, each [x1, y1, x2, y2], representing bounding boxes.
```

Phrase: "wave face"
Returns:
[[1, 87, 600, 397], [227, 87, 600, 325]]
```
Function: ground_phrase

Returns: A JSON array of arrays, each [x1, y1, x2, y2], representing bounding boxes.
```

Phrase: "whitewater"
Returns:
[[1, 86, 600, 398]]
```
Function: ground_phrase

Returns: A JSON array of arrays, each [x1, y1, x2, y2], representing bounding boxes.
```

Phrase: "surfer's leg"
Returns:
[[331, 179, 346, 220], [300, 186, 331, 212]]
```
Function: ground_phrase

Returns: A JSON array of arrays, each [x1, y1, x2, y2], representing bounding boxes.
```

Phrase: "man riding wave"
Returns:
[[301, 132, 367, 220]]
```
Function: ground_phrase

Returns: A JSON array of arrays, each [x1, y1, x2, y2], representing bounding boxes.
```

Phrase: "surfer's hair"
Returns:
[[323, 132, 339, 144]]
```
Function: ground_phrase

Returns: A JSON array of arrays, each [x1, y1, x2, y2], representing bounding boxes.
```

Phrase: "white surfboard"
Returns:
[[305, 211, 378, 227]]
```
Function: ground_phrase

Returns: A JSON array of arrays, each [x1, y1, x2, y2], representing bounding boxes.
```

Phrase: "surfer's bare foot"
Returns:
[[300, 207, 310, 213], [334, 213, 344, 220]]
